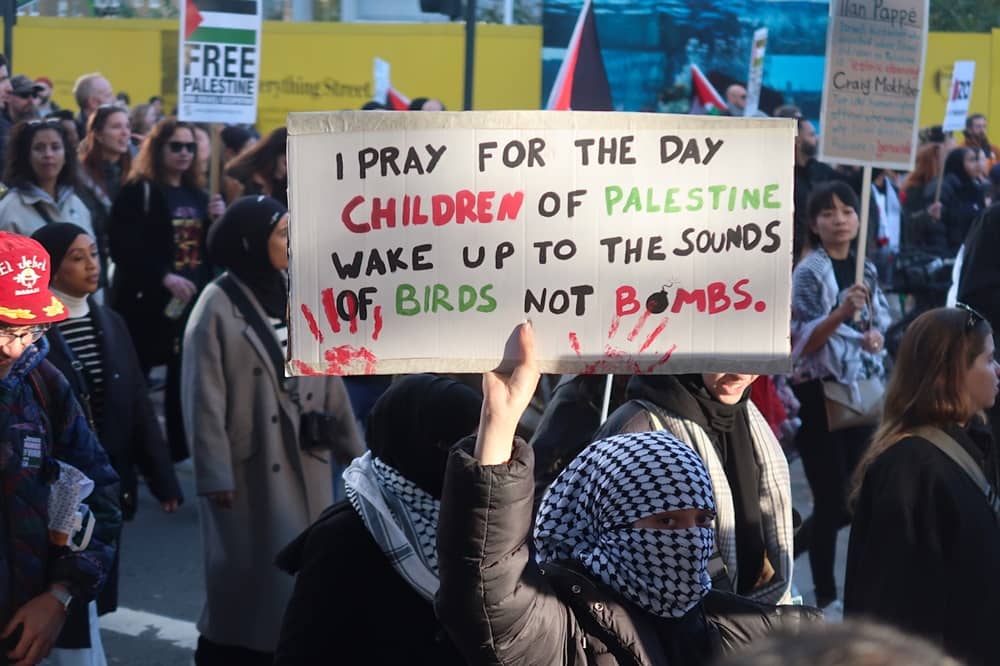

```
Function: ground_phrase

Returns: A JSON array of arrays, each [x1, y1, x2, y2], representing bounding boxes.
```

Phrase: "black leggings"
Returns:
[[792, 379, 873, 603]]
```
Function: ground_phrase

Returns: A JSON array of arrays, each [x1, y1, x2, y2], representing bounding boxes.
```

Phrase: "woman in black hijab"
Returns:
[[182, 196, 362, 665], [274, 374, 481, 666]]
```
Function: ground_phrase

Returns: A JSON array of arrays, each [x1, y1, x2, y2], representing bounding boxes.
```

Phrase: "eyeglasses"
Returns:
[[0, 325, 49, 347], [956, 302, 987, 332], [167, 141, 197, 154]]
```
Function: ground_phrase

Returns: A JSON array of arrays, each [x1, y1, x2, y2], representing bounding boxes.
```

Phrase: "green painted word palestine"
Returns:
[[605, 184, 782, 215]]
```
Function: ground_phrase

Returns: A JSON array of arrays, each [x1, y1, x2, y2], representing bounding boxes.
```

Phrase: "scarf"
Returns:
[[535, 430, 716, 619], [659, 375, 765, 595], [206, 195, 287, 319], [343, 452, 441, 602]]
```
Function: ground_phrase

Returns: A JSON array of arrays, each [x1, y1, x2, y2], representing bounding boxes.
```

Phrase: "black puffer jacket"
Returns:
[[436, 438, 821, 666]]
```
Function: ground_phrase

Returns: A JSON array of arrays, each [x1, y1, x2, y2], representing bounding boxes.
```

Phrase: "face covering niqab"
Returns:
[[535, 430, 716, 619]]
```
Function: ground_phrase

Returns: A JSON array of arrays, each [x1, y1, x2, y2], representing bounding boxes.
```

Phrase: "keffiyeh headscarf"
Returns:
[[535, 430, 716, 619]]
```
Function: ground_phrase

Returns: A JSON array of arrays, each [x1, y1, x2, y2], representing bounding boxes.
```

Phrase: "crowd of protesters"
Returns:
[[0, 56, 997, 666]]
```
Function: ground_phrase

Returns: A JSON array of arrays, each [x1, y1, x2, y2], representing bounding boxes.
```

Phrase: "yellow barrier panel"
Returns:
[[12, 17, 542, 133]]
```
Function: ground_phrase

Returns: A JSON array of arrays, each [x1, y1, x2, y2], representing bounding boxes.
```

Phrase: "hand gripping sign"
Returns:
[[286, 111, 795, 376]]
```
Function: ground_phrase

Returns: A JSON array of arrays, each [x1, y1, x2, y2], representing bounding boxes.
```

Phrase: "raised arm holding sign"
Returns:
[[286, 111, 795, 377]]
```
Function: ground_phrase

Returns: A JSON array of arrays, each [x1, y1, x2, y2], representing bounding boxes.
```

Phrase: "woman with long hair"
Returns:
[[940, 146, 987, 255], [108, 117, 224, 461], [789, 180, 890, 610], [224, 126, 287, 207], [0, 119, 93, 237], [899, 142, 947, 255], [845, 306, 1000, 665], [77, 105, 132, 286]]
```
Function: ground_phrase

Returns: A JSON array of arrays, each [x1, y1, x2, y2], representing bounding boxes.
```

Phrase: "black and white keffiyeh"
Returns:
[[535, 430, 716, 619], [344, 452, 441, 602]]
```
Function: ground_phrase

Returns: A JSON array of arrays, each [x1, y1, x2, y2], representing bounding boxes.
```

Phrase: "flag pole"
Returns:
[[209, 123, 222, 197], [463, 0, 477, 111]]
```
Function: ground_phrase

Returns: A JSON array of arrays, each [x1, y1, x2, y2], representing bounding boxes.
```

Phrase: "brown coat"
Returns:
[[181, 276, 362, 652]]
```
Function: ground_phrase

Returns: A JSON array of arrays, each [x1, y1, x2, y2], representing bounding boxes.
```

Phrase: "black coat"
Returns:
[[45, 303, 181, 518], [844, 424, 1000, 666], [436, 438, 820, 666], [273, 502, 465, 666], [108, 178, 212, 368]]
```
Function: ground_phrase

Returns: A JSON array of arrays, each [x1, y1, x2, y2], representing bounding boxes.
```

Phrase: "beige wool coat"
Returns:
[[181, 275, 363, 652]]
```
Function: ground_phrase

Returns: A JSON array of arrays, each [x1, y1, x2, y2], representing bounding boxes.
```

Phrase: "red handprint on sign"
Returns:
[[568, 285, 677, 374], [295, 287, 383, 375]]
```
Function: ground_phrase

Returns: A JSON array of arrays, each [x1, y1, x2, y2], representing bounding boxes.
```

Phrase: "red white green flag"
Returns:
[[689, 64, 728, 115]]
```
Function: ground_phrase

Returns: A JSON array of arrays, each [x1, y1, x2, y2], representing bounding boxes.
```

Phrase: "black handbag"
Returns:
[[215, 274, 337, 453]]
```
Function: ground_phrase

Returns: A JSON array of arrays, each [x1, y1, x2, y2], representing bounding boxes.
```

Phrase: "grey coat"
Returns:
[[181, 276, 362, 652]]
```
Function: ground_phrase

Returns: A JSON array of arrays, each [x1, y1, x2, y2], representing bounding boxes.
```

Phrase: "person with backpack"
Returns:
[[0, 232, 120, 666]]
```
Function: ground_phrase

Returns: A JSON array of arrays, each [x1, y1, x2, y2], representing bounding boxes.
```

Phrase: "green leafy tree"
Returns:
[[930, 0, 1000, 32]]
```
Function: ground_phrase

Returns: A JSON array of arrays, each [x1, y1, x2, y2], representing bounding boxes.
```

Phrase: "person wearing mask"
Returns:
[[0, 232, 120, 666], [31, 223, 181, 623], [7, 77, 42, 123], [182, 195, 362, 666], [790, 181, 890, 611], [939, 146, 987, 255], [108, 118, 224, 462], [593, 372, 795, 605], [70, 73, 113, 139], [436, 324, 819, 666], [77, 105, 131, 290], [0, 119, 93, 238], [845, 306, 1000, 666], [224, 127, 287, 207], [274, 374, 480, 665]]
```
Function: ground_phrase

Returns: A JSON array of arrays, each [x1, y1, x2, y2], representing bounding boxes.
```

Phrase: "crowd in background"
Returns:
[[0, 55, 997, 666]]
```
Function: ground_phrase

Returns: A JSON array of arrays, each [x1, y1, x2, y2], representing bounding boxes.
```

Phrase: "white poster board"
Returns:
[[818, 0, 928, 170], [942, 60, 976, 132], [745, 27, 768, 117], [286, 111, 795, 376], [178, 0, 262, 124]]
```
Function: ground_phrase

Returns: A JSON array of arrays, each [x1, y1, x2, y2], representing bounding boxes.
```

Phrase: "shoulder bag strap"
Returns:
[[216, 273, 286, 385], [32, 202, 56, 225], [910, 425, 1000, 522]]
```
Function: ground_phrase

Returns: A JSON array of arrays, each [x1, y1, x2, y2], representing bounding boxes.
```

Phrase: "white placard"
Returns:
[[287, 111, 795, 376], [178, 0, 262, 124], [942, 60, 976, 132], [745, 28, 768, 117], [818, 0, 929, 170]]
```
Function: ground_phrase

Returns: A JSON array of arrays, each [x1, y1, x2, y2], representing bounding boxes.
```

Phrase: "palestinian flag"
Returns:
[[689, 64, 728, 115], [185, 0, 259, 46], [545, 0, 612, 111]]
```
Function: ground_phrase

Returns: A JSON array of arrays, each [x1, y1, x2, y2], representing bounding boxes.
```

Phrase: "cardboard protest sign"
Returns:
[[286, 111, 795, 376], [942, 60, 975, 132], [819, 0, 928, 170], [745, 28, 768, 117], [178, 0, 262, 124]]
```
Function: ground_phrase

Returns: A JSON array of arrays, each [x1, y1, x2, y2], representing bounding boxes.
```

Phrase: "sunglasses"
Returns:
[[168, 141, 197, 154], [956, 302, 987, 332], [26, 118, 61, 127], [14, 91, 37, 99]]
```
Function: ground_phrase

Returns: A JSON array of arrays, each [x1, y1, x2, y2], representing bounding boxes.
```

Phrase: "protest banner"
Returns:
[[744, 27, 768, 117], [178, 0, 261, 124], [818, 0, 928, 170], [286, 111, 795, 376], [942, 60, 975, 132]]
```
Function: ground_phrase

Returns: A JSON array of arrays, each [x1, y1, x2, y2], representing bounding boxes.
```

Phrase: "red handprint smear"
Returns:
[[297, 289, 384, 375], [570, 309, 675, 374]]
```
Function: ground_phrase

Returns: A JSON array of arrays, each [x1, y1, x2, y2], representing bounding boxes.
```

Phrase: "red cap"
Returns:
[[0, 233, 67, 325], [35, 76, 54, 89]]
